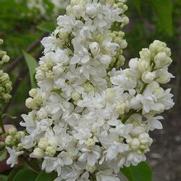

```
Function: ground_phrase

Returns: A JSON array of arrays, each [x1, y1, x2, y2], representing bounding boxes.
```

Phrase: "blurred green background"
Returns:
[[0, 0, 181, 180]]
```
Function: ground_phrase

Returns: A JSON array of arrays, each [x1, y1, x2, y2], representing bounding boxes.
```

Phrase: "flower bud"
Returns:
[[131, 138, 140, 149], [142, 72, 156, 83], [154, 52, 172, 68], [29, 88, 37, 97], [25, 98, 33, 109], [5, 135, 13, 145], [45, 146, 56, 156], [2, 55, 10, 63], [37, 108, 48, 119], [129, 58, 138, 69], [84, 82, 94, 92], [31, 148, 44, 159], [38, 138, 48, 149], [138, 61, 150, 73], [71, 92, 81, 102], [116, 102, 127, 115]]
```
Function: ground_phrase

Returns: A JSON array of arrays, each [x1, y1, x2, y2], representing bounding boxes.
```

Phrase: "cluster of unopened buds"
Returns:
[[4, 0, 174, 181], [0, 39, 12, 109]]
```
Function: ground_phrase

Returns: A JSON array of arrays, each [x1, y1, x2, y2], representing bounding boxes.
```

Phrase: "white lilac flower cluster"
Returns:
[[26, 0, 70, 17], [5, 127, 25, 167], [0, 39, 12, 110], [7, 0, 174, 180]]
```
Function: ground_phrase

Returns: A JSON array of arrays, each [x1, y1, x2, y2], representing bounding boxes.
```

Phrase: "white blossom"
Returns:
[[7, 1, 175, 180]]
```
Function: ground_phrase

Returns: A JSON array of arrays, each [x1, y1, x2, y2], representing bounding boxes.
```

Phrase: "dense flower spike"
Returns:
[[0, 39, 12, 110], [6, 1, 174, 180]]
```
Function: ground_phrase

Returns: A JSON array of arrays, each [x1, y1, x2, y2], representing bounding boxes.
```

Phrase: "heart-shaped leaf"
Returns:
[[121, 162, 152, 181], [13, 168, 37, 181], [35, 171, 57, 181]]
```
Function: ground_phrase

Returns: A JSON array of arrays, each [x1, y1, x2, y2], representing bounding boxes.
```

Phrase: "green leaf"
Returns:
[[150, 0, 173, 36], [8, 166, 24, 181], [23, 51, 37, 88], [0, 150, 7, 162], [13, 168, 37, 181], [121, 162, 152, 181], [0, 175, 8, 181], [35, 171, 57, 181]]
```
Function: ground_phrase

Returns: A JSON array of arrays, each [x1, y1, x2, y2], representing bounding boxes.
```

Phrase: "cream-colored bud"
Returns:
[[38, 138, 48, 149], [139, 133, 152, 144], [156, 72, 172, 84], [71, 92, 80, 102], [131, 138, 140, 149], [25, 97, 33, 109], [139, 48, 151, 62], [116, 102, 127, 115], [119, 40, 127, 49], [45, 146, 56, 156], [29, 88, 37, 97], [138, 61, 150, 73], [37, 108, 48, 119], [129, 58, 138, 69], [105, 88, 115, 102], [17, 143, 23, 150], [142, 71, 156, 83], [84, 82, 94, 93], [85, 138, 96, 148], [154, 52, 172, 68], [31, 148, 44, 159], [2, 55, 10, 62]]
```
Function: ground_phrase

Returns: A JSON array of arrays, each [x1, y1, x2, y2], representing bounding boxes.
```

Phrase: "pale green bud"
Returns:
[[116, 102, 127, 115], [25, 97, 33, 109], [84, 82, 94, 93], [29, 88, 38, 97], [45, 146, 56, 156], [71, 92, 81, 102], [131, 138, 140, 149], [138, 60, 150, 73], [154, 52, 172, 68], [38, 138, 48, 149], [31, 148, 44, 159], [5, 135, 13, 145], [2, 55, 10, 63], [142, 71, 156, 84]]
